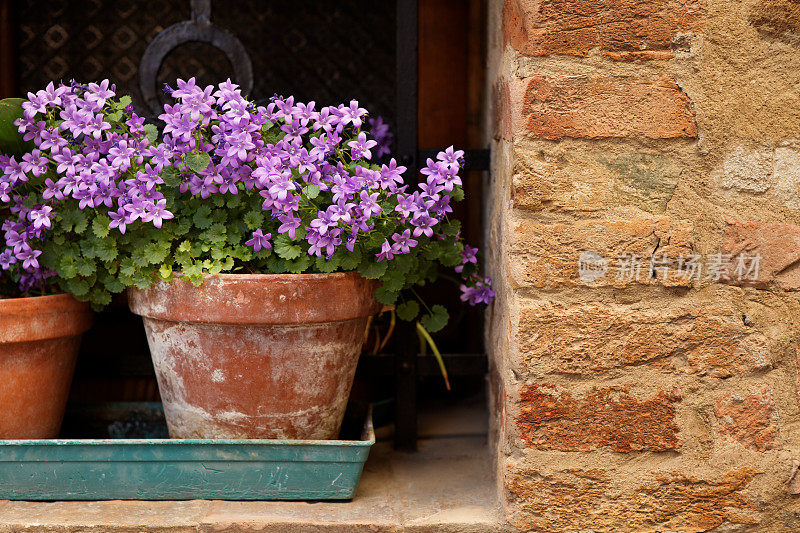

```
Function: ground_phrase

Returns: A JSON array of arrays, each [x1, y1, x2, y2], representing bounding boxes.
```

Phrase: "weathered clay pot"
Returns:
[[0, 294, 92, 438], [128, 272, 381, 440]]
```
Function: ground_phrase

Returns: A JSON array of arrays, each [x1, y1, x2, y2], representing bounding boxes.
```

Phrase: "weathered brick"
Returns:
[[506, 466, 758, 532], [512, 149, 679, 213], [516, 384, 680, 452], [510, 216, 694, 288], [521, 74, 698, 140], [517, 300, 770, 377], [715, 388, 778, 451], [721, 218, 800, 290], [503, 0, 705, 59]]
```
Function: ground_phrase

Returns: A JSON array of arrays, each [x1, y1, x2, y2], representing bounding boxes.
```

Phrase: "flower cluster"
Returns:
[[0, 81, 171, 298], [1, 78, 493, 329]]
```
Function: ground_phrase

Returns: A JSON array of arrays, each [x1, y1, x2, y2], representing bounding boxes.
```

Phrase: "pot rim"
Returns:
[[0, 293, 93, 343], [0, 292, 89, 312], [128, 270, 382, 325]]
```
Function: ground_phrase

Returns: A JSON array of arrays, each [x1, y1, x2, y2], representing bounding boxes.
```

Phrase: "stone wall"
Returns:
[[485, 0, 800, 530]]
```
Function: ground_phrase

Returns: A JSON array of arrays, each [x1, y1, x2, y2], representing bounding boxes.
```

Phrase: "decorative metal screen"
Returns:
[[15, 0, 396, 119]]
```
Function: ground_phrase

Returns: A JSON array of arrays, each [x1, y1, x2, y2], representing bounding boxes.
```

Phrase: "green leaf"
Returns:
[[120, 257, 136, 278], [161, 166, 181, 187], [95, 240, 118, 262], [104, 278, 125, 294], [58, 256, 78, 279], [88, 287, 112, 307], [76, 257, 96, 277], [143, 241, 170, 264], [448, 187, 465, 202], [315, 254, 341, 273], [440, 220, 461, 237], [275, 236, 301, 260], [357, 260, 388, 279], [116, 95, 132, 109], [64, 277, 89, 298], [0, 98, 34, 156], [374, 285, 398, 305], [92, 214, 111, 238], [396, 300, 420, 321], [339, 248, 362, 271], [184, 152, 211, 173], [143, 123, 158, 143], [285, 254, 312, 273], [304, 183, 320, 199], [107, 110, 122, 122], [420, 304, 449, 333], [243, 210, 264, 230], [192, 205, 213, 229]]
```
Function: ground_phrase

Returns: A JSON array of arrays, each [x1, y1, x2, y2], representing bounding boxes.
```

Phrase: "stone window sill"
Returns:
[[0, 398, 504, 532]]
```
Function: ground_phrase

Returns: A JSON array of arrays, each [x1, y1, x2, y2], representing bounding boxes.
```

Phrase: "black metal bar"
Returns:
[[417, 148, 491, 171], [394, 0, 418, 451]]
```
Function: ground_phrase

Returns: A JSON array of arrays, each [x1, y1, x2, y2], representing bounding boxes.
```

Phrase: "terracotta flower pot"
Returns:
[[128, 272, 381, 440], [0, 294, 92, 439]]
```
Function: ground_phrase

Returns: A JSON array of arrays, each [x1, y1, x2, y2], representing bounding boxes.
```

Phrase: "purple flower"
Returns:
[[29, 206, 53, 230], [108, 208, 128, 234], [437, 145, 464, 166], [17, 245, 42, 270], [391, 229, 418, 254], [337, 100, 367, 128], [375, 240, 394, 262], [459, 277, 495, 306], [86, 79, 115, 107], [245, 229, 272, 252], [359, 190, 382, 218], [347, 132, 378, 161], [411, 213, 437, 238], [141, 199, 174, 228]]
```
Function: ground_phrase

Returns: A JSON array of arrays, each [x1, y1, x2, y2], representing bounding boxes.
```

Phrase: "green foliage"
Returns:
[[184, 152, 211, 173], [420, 304, 449, 333], [396, 300, 420, 321]]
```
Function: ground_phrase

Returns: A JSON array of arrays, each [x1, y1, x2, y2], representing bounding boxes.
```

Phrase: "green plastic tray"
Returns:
[[0, 410, 374, 500]]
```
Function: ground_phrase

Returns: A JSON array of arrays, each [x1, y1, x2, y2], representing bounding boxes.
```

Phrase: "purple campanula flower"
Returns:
[[437, 145, 464, 166], [347, 132, 377, 161], [86, 79, 115, 107], [17, 244, 42, 270], [0, 249, 16, 270], [245, 229, 272, 252], [337, 100, 367, 128], [375, 240, 394, 262], [391, 229, 418, 254], [141, 199, 174, 228], [29, 206, 53, 230], [108, 207, 128, 234]]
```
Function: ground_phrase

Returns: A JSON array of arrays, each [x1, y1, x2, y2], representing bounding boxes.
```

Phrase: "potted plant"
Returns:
[[9, 78, 494, 440], [0, 95, 93, 439]]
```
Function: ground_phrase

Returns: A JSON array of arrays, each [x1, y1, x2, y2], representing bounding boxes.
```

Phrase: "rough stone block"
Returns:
[[517, 300, 771, 377], [515, 384, 680, 452], [721, 218, 800, 290], [505, 465, 758, 532], [510, 216, 694, 288], [503, 0, 705, 59], [511, 148, 680, 213], [519, 74, 698, 140]]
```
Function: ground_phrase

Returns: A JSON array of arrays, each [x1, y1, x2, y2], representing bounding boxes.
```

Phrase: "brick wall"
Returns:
[[485, 0, 800, 530]]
